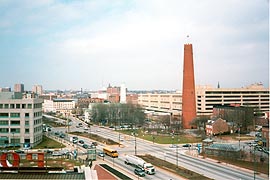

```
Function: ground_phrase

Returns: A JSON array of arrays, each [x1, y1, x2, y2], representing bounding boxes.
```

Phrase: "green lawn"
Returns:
[[118, 129, 202, 144], [34, 136, 65, 149]]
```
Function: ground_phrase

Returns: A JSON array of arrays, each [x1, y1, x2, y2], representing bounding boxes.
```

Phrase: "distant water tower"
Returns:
[[120, 84, 127, 103]]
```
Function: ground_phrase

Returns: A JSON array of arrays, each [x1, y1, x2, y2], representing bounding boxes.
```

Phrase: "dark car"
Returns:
[[79, 140, 84, 144], [92, 142, 98, 146], [134, 168, 145, 177], [82, 144, 89, 149], [182, 144, 191, 147], [15, 149, 24, 154]]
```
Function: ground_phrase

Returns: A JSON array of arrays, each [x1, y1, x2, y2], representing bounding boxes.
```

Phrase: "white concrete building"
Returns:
[[42, 99, 56, 113], [53, 99, 76, 115], [0, 92, 43, 148]]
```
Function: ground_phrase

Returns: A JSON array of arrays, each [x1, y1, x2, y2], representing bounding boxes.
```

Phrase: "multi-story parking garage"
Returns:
[[138, 83, 269, 118]]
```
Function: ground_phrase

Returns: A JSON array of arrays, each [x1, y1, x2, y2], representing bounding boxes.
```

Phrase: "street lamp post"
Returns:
[[171, 135, 174, 147]]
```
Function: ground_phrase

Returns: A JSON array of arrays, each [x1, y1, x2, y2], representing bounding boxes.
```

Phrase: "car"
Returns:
[[169, 144, 179, 148], [44, 149, 53, 154], [92, 142, 98, 146], [52, 151, 63, 156], [79, 140, 84, 144], [182, 144, 191, 147], [82, 144, 89, 149], [84, 127, 89, 130], [59, 134, 65, 138], [14, 149, 24, 154], [98, 152, 105, 157], [73, 139, 78, 144], [134, 168, 145, 177]]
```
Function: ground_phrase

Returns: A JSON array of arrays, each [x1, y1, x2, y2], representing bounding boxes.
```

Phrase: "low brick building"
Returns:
[[206, 118, 229, 136]]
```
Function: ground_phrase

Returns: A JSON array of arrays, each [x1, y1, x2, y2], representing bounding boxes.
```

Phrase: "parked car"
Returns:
[[92, 142, 98, 146], [72, 136, 78, 141], [82, 144, 89, 149], [182, 144, 191, 147], [15, 149, 24, 154], [44, 149, 53, 154], [79, 140, 84, 144], [134, 168, 145, 177]]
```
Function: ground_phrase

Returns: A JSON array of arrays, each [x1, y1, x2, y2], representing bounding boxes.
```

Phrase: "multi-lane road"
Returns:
[[47, 115, 268, 180]]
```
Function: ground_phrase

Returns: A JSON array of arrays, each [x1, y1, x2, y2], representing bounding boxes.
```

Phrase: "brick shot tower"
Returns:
[[182, 44, 197, 129]]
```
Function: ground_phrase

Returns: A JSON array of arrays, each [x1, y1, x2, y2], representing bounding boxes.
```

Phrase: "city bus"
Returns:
[[103, 147, 118, 158]]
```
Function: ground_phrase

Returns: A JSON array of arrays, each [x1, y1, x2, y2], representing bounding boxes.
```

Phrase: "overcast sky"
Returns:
[[0, 0, 269, 91]]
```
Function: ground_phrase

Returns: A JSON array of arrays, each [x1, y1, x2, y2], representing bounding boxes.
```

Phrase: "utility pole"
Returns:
[[253, 146, 256, 180], [135, 135, 137, 155]]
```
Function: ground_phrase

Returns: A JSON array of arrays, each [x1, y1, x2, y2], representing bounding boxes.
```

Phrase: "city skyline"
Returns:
[[0, 0, 269, 91]]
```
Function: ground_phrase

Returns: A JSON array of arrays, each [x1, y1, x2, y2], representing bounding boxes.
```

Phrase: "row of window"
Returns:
[[0, 120, 30, 126], [34, 118, 42, 125], [0, 128, 20, 133], [34, 112, 42, 117], [34, 125, 42, 133], [0, 103, 42, 109], [0, 112, 41, 118], [0, 126, 42, 134]]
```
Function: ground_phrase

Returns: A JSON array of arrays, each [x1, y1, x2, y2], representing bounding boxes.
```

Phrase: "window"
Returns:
[[27, 104, 32, 109], [0, 104, 3, 109], [22, 104, 26, 109], [11, 121, 20, 126], [10, 128, 20, 133], [10, 113, 20, 118], [0, 121, 8, 125], [4, 104, 9, 109], [10, 104, 15, 108], [25, 113, 29, 118], [16, 104, 20, 109], [25, 121, 29, 126], [0, 113, 9, 118], [0, 128, 8, 133], [25, 128, 29, 134]]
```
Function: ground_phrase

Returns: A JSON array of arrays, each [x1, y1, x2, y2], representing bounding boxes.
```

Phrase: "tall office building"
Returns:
[[0, 92, 43, 148], [14, 83, 24, 93], [32, 85, 43, 95], [182, 44, 196, 129]]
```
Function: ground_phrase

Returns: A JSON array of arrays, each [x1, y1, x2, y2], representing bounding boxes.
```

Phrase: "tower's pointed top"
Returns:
[[217, 82, 220, 88]]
